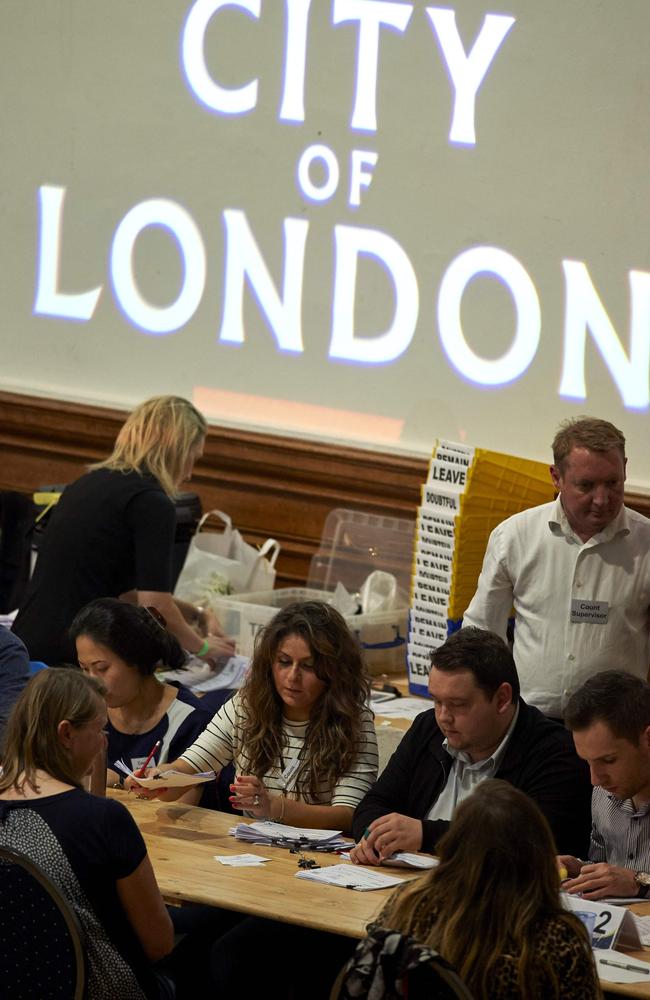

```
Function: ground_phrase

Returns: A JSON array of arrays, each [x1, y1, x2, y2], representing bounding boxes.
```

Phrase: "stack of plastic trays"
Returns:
[[408, 440, 555, 694]]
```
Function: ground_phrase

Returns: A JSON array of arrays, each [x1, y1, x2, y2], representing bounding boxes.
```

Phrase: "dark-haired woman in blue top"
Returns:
[[70, 598, 213, 805]]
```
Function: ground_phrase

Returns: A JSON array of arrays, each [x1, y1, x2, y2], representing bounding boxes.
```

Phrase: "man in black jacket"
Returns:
[[351, 627, 590, 863]]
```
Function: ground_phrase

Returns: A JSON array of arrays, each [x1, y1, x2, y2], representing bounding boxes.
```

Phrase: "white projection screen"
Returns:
[[2, 1, 650, 483]]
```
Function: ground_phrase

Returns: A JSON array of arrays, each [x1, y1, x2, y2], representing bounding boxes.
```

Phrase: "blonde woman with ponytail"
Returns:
[[13, 396, 234, 667]]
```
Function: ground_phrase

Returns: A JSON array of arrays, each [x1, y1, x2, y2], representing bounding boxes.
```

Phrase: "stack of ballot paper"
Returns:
[[295, 864, 404, 891], [230, 820, 348, 851], [339, 850, 437, 869], [115, 760, 216, 787], [158, 654, 249, 691]]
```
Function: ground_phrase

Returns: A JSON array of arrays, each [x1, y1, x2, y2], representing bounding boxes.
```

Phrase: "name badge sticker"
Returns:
[[570, 599, 609, 624], [280, 757, 301, 792]]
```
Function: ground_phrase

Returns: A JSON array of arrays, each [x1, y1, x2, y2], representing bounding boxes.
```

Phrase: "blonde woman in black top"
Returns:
[[13, 396, 233, 666]]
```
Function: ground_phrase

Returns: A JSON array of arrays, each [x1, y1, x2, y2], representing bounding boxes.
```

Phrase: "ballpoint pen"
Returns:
[[600, 959, 649, 974], [136, 739, 161, 778]]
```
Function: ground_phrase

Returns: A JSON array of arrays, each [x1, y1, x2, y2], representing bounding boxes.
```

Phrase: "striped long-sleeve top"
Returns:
[[180, 692, 379, 808]]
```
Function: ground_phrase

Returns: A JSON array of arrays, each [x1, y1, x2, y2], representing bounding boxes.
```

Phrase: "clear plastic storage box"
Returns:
[[212, 510, 415, 674]]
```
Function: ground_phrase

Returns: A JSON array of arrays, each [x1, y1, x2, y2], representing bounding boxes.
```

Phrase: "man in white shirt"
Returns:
[[561, 670, 650, 900], [463, 417, 650, 718]]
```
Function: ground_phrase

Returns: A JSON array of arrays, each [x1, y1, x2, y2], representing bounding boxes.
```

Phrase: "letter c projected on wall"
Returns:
[[110, 199, 206, 335], [438, 246, 541, 385], [181, 0, 260, 114]]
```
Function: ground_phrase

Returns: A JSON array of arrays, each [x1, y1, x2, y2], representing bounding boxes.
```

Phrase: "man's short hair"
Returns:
[[431, 627, 520, 701], [565, 670, 650, 743], [552, 417, 625, 471]]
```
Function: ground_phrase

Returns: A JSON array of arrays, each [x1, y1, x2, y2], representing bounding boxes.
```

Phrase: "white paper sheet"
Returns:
[[214, 854, 270, 867], [338, 851, 437, 870], [370, 691, 401, 705], [388, 852, 438, 869], [633, 913, 650, 947], [595, 948, 650, 983], [158, 654, 249, 691], [194, 655, 250, 691], [295, 863, 404, 891], [373, 697, 431, 720], [115, 760, 215, 787]]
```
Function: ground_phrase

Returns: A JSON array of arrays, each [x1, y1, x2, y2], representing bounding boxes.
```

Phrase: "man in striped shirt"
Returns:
[[561, 670, 650, 900]]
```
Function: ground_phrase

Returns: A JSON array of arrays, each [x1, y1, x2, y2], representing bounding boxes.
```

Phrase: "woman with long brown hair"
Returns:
[[140, 600, 378, 831], [370, 779, 600, 999], [129, 600, 378, 998]]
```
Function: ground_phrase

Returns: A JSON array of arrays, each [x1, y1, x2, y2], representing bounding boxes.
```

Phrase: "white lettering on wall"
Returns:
[[426, 7, 515, 145], [329, 224, 419, 362], [297, 144, 340, 201], [438, 246, 540, 384], [560, 261, 650, 409], [333, 0, 414, 131], [110, 199, 206, 334], [219, 209, 308, 352], [34, 186, 102, 321], [279, 0, 313, 122], [349, 150, 379, 207], [182, 0, 260, 115]]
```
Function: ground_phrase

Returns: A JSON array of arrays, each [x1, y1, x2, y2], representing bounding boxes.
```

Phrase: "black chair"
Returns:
[[331, 925, 474, 1000], [0, 844, 86, 999]]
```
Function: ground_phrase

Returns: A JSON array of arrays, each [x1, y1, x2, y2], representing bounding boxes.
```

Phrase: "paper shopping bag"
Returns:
[[174, 510, 280, 604]]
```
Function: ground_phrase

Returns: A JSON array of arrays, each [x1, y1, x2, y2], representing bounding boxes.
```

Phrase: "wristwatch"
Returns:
[[634, 872, 650, 897]]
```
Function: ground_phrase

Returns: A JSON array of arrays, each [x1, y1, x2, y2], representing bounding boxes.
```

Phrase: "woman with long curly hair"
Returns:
[[139, 600, 378, 831], [130, 600, 378, 999], [367, 779, 601, 1000]]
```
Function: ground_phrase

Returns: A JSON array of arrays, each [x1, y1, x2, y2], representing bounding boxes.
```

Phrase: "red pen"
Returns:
[[136, 739, 161, 778]]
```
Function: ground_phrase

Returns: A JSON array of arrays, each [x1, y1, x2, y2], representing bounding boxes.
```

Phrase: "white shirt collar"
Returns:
[[548, 496, 630, 545]]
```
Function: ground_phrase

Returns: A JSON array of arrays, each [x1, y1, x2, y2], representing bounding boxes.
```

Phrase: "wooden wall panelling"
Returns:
[[2, 391, 649, 590], [0, 392, 425, 588]]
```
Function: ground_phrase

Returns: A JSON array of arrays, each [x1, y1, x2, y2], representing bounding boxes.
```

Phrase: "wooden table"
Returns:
[[111, 795, 650, 996], [604, 903, 650, 997], [112, 793, 412, 938]]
